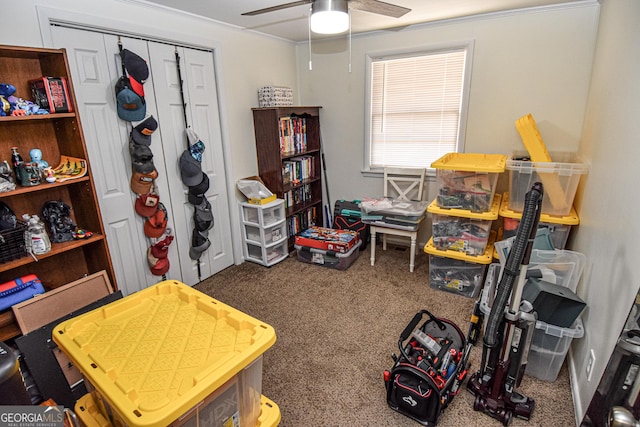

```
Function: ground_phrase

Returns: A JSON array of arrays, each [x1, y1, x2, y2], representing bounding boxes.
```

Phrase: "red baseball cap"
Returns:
[[135, 193, 159, 217], [144, 203, 168, 238], [150, 231, 174, 258], [147, 247, 169, 276]]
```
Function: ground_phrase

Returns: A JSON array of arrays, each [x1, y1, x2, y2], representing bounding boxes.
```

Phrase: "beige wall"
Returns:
[[570, 0, 640, 421], [295, 2, 600, 203]]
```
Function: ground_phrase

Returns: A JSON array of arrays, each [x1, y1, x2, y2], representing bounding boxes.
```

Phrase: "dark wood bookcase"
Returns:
[[251, 106, 324, 250], [0, 45, 116, 340]]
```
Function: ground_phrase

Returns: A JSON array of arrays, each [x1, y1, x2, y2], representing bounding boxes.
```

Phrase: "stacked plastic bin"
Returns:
[[489, 149, 590, 382], [502, 149, 588, 247], [54, 281, 281, 427], [479, 249, 587, 382], [424, 153, 507, 298], [499, 192, 580, 250]]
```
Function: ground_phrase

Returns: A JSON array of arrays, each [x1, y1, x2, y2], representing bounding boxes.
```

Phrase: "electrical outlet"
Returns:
[[586, 349, 596, 381]]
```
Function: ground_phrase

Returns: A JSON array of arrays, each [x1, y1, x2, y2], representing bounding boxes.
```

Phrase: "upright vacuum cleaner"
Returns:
[[466, 182, 544, 426]]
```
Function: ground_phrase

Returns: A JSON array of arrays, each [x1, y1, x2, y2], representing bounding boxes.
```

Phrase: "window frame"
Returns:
[[363, 40, 474, 176]]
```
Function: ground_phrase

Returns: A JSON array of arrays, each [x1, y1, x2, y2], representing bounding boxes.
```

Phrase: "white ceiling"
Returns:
[[138, 0, 583, 42]]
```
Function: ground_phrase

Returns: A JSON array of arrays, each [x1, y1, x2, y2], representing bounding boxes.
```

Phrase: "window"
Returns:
[[365, 43, 473, 171]]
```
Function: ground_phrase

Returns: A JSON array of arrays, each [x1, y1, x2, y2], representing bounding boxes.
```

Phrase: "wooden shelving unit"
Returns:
[[251, 106, 324, 251], [0, 45, 116, 341]]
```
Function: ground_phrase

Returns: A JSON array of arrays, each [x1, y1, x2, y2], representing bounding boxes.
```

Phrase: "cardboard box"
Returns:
[[29, 77, 73, 113]]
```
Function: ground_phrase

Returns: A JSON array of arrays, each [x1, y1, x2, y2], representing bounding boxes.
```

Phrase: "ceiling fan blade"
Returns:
[[349, 0, 411, 18], [242, 0, 312, 16]]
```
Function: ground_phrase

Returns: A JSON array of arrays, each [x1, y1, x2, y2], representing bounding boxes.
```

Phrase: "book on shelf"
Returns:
[[282, 162, 293, 186], [287, 206, 317, 237], [288, 155, 314, 183], [279, 116, 308, 156], [283, 184, 312, 209]]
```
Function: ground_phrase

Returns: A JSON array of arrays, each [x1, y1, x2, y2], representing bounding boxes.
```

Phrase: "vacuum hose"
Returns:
[[483, 182, 543, 349]]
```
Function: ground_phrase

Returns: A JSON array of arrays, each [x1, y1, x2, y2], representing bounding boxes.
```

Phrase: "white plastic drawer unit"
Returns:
[[241, 199, 285, 227], [240, 199, 288, 267]]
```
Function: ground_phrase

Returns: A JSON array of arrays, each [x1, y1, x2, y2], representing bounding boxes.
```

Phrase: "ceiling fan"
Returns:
[[242, 0, 411, 34]]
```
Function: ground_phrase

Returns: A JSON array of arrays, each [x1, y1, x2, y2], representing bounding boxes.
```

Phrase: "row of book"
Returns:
[[279, 116, 308, 156], [282, 156, 315, 186], [283, 184, 313, 209], [287, 207, 317, 237]]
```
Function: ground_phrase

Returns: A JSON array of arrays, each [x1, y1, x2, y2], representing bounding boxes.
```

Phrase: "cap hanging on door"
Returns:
[[175, 47, 213, 281], [119, 48, 149, 97]]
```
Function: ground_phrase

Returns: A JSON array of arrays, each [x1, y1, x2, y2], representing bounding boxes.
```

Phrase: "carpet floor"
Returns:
[[195, 243, 576, 426]]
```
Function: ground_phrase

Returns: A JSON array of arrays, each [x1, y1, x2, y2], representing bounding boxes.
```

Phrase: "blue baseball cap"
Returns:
[[115, 76, 145, 122]]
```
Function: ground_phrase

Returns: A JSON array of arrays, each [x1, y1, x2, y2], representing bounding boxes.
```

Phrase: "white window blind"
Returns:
[[368, 48, 467, 169]]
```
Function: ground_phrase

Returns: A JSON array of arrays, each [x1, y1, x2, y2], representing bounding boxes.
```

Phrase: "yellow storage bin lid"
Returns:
[[515, 113, 552, 162], [55, 280, 276, 427], [431, 153, 507, 173], [75, 393, 111, 427], [424, 231, 495, 264], [499, 193, 579, 225], [75, 393, 282, 427], [428, 193, 501, 220], [257, 395, 282, 427]]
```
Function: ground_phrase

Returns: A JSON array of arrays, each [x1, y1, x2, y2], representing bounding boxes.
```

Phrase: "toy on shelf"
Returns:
[[42, 200, 76, 243], [0, 83, 46, 117], [29, 149, 49, 170]]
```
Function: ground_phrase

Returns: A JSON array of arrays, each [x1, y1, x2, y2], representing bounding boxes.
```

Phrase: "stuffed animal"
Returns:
[[0, 83, 44, 116], [0, 95, 9, 116]]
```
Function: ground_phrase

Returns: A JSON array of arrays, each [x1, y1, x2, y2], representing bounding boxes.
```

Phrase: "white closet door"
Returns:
[[147, 44, 233, 284], [51, 28, 150, 295], [50, 26, 233, 291]]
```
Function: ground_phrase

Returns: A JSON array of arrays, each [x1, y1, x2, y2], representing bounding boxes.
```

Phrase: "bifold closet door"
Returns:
[[146, 43, 233, 285], [50, 26, 233, 292]]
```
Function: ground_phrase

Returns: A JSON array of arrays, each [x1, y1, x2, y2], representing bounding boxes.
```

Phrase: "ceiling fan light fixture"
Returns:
[[310, 0, 349, 34]]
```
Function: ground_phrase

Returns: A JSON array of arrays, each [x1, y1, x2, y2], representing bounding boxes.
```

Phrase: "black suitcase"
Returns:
[[332, 200, 369, 250], [384, 310, 471, 426]]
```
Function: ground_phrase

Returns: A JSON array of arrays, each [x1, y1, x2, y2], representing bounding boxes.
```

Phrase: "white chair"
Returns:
[[369, 167, 427, 272]]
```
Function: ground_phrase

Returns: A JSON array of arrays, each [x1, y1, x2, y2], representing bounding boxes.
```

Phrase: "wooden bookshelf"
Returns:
[[251, 106, 324, 251], [0, 45, 115, 341]]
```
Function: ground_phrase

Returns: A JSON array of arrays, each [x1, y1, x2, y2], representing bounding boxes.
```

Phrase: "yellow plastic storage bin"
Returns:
[[54, 280, 276, 427], [427, 194, 500, 257], [431, 153, 507, 213], [499, 193, 579, 249], [75, 393, 282, 427], [424, 231, 495, 298]]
